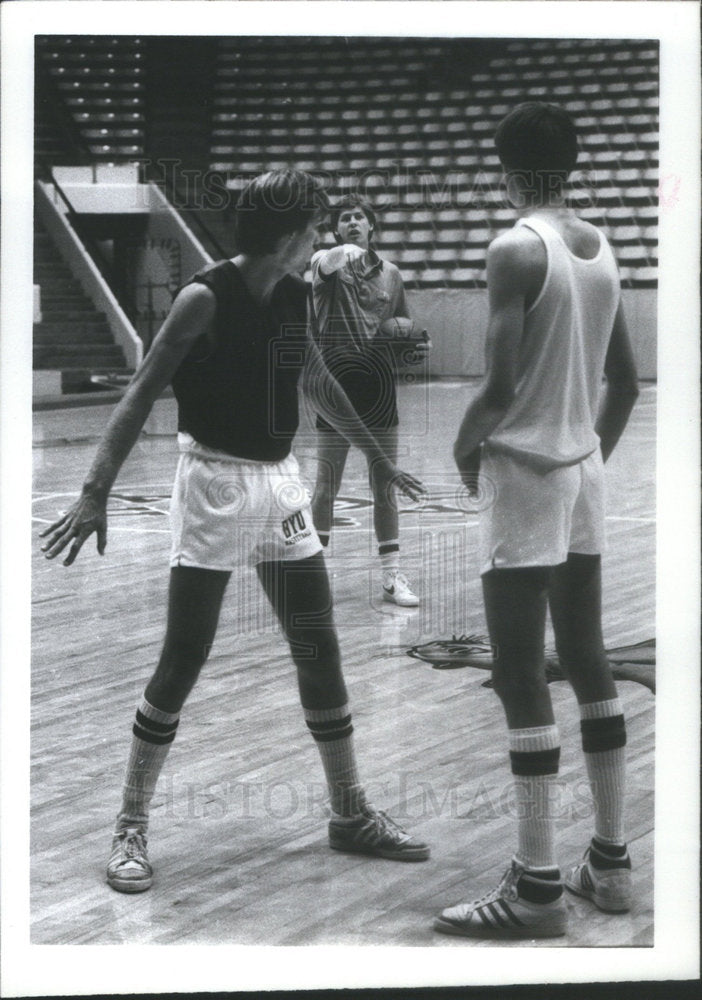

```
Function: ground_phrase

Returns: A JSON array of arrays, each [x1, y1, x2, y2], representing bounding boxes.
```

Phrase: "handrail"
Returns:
[[141, 160, 229, 261], [35, 179, 143, 369], [39, 159, 138, 321]]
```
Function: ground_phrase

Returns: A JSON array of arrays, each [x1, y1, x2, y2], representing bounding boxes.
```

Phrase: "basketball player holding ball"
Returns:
[[310, 197, 430, 607]]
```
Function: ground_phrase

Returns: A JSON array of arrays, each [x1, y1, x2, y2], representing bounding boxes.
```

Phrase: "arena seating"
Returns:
[[35, 35, 658, 290], [211, 37, 658, 289], [35, 36, 145, 162], [33, 34, 658, 387]]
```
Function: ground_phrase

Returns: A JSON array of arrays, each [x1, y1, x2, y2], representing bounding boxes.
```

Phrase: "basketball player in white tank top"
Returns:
[[435, 104, 641, 940]]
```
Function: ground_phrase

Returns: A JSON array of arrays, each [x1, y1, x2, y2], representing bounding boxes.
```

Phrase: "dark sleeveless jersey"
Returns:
[[171, 260, 308, 461]]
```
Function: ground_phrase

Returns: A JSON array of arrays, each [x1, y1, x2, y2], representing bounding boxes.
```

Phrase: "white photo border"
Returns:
[[1, 1, 699, 995]]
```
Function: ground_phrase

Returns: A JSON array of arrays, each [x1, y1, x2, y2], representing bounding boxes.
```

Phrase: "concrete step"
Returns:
[[33, 250, 74, 261], [34, 257, 73, 270], [34, 345, 126, 367], [38, 287, 91, 298], [34, 280, 85, 294], [33, 271, 77, 285], [33, 261, 74, 272], [39, 297, 95, 310], [34, 327, 114, 344], [34, 318, 110, 332], [33, 223, 127, 374], [40, 309, 108, 323]]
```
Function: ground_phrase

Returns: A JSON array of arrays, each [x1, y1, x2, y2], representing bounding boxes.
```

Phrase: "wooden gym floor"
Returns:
[[30, 381, 656, 947]]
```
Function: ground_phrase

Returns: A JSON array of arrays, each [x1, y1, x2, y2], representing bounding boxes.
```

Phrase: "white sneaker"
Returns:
[[565, 842, 632, 913], [107, 827, 153, 893], [382, 570, 419, 607], [435, 859, 566, 939]]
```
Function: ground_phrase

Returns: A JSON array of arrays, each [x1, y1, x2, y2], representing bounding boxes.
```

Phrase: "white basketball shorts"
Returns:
[[170, 433, 322, 570], [478, 445, 605, 575]]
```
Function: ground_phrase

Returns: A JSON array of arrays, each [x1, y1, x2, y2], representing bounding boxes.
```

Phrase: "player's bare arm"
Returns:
[[303, 334, 425, 502], [453, 231, 544, 488], [40, 284, 216, 565], [595, 299, 640, 462]]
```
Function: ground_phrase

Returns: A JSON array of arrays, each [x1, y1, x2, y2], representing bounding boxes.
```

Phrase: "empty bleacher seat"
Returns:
[[199, 36, 660, 290]]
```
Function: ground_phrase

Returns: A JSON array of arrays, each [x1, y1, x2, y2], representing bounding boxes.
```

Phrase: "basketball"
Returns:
[[376, 317, 430, 366], [377, 316, 428, 343]]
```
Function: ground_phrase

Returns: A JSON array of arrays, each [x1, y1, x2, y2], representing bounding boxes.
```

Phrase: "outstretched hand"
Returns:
[[321, 244, 366, 274], [339, 243, 366, 264], [40, 493, 107, 566], [377, 462, 426, 503]]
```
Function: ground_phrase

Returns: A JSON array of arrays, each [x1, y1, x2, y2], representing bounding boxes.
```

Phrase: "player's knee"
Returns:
[[313, 484, 335, 507], [555, 639, 608, 674], [371, 478, 397, 512], [145, 673, 197, 713], [174, 635, 214, 670], [155, 636, 213, 687], [287, 626, 340, 672], [491, 661, 546, 705], [373, 491, 395, 512]]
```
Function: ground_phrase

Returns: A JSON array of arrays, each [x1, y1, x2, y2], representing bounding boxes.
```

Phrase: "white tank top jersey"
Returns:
[[487, 214, 621, 469]]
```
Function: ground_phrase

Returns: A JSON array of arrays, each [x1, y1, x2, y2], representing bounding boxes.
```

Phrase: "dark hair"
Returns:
[[234, 169, 329, 255], [494, 102, 578, 184], [330, 196, 377, 242]]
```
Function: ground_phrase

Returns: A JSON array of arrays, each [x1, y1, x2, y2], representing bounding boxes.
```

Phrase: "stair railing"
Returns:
[[140, 159, 230, 261], [39, 160, 139, 323]]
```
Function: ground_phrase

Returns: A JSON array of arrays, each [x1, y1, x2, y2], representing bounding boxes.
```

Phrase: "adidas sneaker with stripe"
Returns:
[[329, 806, 430, 861], [565, 841, 632, 913], [434, 859, 566, 939]]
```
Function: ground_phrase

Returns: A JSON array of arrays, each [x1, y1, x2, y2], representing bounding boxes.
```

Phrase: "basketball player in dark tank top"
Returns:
[[41, 170, 431, 894]]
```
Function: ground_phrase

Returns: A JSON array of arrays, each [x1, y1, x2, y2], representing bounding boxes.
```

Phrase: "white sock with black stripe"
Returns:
[[115, 696, 179, 833], [379, 541, 400, 574], [509, 725, 561, 874], [580, 697, 627, 847], [304, 703, 367, 817]]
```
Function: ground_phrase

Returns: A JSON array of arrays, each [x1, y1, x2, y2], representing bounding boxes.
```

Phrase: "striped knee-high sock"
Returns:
[[509, 725, 561, 872], [115, 696, 179, 833], [580, 698, 627, 846], [304, 703, 367, 817]]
